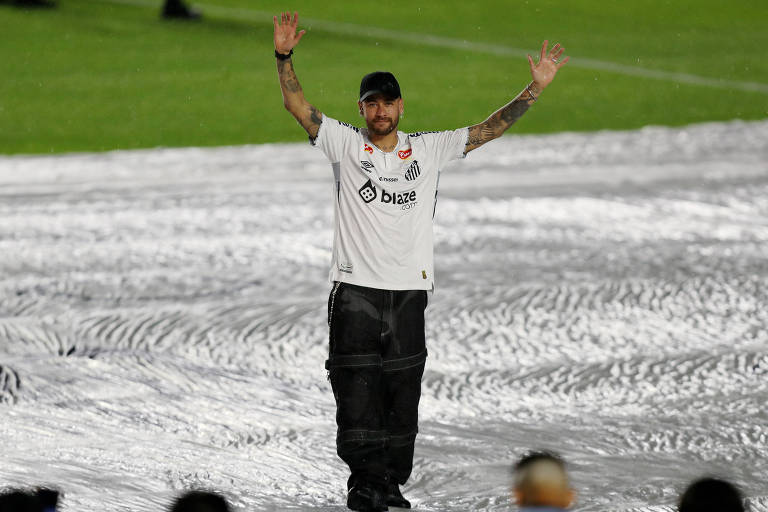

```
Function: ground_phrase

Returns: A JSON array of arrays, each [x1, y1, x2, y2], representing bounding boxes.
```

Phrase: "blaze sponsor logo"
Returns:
[[364, 144, 374, 154], [409, 131, 439, 137], [398, 148, 412, 160], [380, 189, 417, 209], [404, 160, 421, 181], [358, 180, 377, 203], [360, 160, 374, 173], [379, 176, 398, 182], [358, 180, 418, 210]]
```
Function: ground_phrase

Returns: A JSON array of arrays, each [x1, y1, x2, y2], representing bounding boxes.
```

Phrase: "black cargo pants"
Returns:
[[325, 281, 428, 491]]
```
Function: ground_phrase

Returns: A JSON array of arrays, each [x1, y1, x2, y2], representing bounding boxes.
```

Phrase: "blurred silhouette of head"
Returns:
[[35, 489, 59, 512], [679, 477, 745, 512], [169, 490, 231, 512], [0, 490, 44, 512], [512, 450, 575, 510]]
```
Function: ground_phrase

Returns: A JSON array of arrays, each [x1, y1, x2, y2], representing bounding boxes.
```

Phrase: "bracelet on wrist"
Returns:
[[525, 84, 538, 101], [275, 49, 293, 60]]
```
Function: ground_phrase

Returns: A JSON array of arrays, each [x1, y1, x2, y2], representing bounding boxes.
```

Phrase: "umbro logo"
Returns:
[[360, 160, 374, 173], [404, 160, 420, 181]]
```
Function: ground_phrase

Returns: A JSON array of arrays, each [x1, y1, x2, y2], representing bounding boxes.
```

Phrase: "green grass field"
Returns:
[[1, 0, 767, 154]]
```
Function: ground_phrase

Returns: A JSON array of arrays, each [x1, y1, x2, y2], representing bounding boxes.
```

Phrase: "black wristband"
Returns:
[[275, 49, 293, 60]]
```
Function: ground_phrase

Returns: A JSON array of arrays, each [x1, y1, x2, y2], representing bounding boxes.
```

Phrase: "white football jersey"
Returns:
[[312, 114, 468, 291]]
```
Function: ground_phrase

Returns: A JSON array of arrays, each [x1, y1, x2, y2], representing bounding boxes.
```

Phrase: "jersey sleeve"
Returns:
[[410, 127, 469, 168], [310, 114, 361, 163]]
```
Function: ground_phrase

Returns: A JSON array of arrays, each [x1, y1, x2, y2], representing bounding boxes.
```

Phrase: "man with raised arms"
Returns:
[[273, 11, 568, 512]]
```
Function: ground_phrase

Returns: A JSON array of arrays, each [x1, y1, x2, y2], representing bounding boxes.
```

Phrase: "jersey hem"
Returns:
[[329, 274, 433, 291]]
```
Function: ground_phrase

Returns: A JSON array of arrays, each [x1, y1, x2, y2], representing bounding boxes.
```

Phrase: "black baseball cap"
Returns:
[[359, 71, 401, 102]]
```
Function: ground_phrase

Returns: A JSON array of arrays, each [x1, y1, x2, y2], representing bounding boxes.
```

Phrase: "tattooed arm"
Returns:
[[465, 83, 540, 153], [465, 40, 569, 154], [274, 11, 322, 138], [276, 56, 323, 138]]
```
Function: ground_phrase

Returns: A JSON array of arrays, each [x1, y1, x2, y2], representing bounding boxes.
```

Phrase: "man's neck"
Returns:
[[368, 132, 398, 153]]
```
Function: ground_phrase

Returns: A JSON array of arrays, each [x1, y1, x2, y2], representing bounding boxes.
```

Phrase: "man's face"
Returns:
[[359, 95, 404, 136]]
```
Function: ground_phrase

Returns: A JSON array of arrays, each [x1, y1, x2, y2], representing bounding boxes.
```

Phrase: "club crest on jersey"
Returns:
[[404, 160, 421, 181], [358, 179, 377, 203], [398, 148, 412, 160], [364, 144, 374, 155]]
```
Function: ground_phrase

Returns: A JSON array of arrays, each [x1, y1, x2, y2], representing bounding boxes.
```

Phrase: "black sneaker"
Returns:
[[385, 483, 411, 509], [347, 484, 387, 512]]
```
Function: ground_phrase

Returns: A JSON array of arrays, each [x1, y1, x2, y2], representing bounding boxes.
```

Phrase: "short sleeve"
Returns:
[[311, 114, 361, 163], [409, 127, 469, 168]]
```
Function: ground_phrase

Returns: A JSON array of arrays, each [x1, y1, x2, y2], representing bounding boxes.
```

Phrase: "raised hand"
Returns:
[[273, 11, 306, 54], [527, 40, 569, 90]]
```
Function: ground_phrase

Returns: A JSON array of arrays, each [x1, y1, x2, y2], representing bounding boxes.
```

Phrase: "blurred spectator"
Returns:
[[169, 490, 231, 512], [35, 489, 59, 512], [0, 490, 41, 512], [679, 477, 746, 512], [161, 0, 200, 20], [0, 0, 56, 8], [0, 487, 61, 512], [1, 0, 199, 17], [512, 451, 575, 511], [0, 488, 58, 512]]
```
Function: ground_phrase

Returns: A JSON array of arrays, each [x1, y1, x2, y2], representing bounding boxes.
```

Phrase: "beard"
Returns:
[[366, 114, 400, 136]]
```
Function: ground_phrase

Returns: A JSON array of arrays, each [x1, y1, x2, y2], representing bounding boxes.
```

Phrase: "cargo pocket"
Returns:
[[325, 353, 385, 442]]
